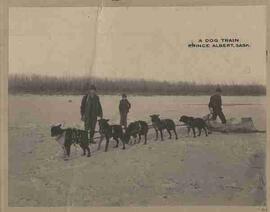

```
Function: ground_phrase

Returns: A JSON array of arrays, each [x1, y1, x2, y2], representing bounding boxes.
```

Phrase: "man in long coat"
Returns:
[[80, 85, 103, 143]]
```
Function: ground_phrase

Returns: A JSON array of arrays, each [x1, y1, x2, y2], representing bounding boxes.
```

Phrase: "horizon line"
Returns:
[[8, 73, 266, 86]]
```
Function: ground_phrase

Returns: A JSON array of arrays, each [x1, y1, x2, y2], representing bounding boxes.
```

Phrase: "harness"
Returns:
[[64, 128, 88, 145]]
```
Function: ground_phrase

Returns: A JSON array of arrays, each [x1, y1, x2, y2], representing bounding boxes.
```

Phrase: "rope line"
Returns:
[[89, 123, 188, 141], [87, 123, 265, 143]]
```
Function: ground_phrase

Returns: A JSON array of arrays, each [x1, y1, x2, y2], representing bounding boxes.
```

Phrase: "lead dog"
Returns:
[[51, 124, 91, 159], [179, 115, 208, 137]]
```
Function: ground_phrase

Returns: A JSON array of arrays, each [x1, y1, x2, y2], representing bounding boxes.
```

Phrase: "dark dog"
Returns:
[[179, 115, 208, 137], [123, 121, 149, 145], [98, 119, 125, 152], [150, 114, 178, 141], [50, 124, 91, 159]]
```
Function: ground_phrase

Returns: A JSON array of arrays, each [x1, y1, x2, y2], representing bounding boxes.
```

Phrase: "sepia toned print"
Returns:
[[8, 6, 266, 207]]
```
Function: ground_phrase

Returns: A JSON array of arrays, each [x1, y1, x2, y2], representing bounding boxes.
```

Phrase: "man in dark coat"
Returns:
[[81, 85, 103, 143], [119, 94, 131, 129], [208, 87, 226, 124]]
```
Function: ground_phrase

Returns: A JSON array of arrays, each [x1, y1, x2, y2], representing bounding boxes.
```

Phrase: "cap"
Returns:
[[216, 87, 222, 92], [90, 85, 96, 91]]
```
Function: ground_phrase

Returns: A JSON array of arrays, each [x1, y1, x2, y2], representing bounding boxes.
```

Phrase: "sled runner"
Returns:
[[207, 117, 265, 133]]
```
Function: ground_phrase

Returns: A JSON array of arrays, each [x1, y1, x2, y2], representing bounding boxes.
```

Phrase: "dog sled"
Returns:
[[206, 117, 265, 133]]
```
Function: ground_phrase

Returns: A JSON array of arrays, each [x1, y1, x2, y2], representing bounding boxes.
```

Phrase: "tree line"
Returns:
[[8, 74, 266, 96]]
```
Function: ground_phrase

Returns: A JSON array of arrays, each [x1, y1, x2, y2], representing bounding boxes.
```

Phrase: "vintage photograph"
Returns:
[[8, 6, 266, 206]]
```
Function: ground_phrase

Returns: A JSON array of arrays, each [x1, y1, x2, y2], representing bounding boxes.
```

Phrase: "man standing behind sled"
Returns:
[[119, 94, 131, 129], [208, 87, 226, 124], [81, 84, 103, 143]]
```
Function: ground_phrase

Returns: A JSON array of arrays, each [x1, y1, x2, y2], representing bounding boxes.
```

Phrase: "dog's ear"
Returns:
[[56, 123, 62, 128], [105, 119, 110, 122]]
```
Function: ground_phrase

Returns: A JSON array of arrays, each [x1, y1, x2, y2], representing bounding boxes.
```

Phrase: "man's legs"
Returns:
[[120, 113, 123, 126], [84, 118, 97, 143], [84, 120, 91, 143], [211, 111, 218, 121], [212, 109, 226, 124], [84, 120, 90, 131], [89, 118, 97, 143], [120, 112, 127, 129], [217, 110, 227, 124]]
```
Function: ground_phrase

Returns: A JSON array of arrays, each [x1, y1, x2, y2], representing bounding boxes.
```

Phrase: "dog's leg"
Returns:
[[160, 129, 164, 141], [62, 146, 67, 157], [134, 134, 137, 144], [66, 145, 70, 157], [198, 128, 202, 136], [121, 138, 126, 150], [86, 146, 91, 157], [138, 134, 141, 143], [144, 133, 147, 145], [187, 127, 191, 137], [192, 127, 196, 138], [203, 127, 208, 136], [173, 128, 178, 140], [98, 135, 104, 150], [65, 144, 71, 158], [166, 129, 172, 139], [155, 129, 159, 141], [105, 137, 110, 152]]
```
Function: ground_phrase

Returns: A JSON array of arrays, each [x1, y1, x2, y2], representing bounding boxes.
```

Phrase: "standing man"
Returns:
[[119, 94, 131, 129], [81, 85, 103, 143], [208, 87, 226, 124]]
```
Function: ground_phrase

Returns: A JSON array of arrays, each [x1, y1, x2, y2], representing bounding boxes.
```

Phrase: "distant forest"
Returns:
[[8, 74, 266, 96]]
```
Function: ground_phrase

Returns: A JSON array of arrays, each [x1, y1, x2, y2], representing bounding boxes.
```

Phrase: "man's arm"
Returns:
[[119, 100, 122, 112], [97, 96, 103, 118], [80, 95, 87, 118], [208, 96, 214, 108], [218, 95, 222, 108]]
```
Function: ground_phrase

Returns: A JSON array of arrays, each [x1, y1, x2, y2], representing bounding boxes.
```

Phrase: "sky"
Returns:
[[9, 6, 266, 84]]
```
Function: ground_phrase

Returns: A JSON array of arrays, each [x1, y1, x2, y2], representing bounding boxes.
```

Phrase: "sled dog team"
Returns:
[[51, 114, 209, 159], [51, 85, 226, 159]]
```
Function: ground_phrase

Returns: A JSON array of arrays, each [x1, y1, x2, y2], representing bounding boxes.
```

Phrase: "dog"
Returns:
[[123, 120, 149, 145], [150, 114, 178, 141], [98, 119, 125, 152], [50, 123, 91, 159], [179, 115, 208, 137]]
